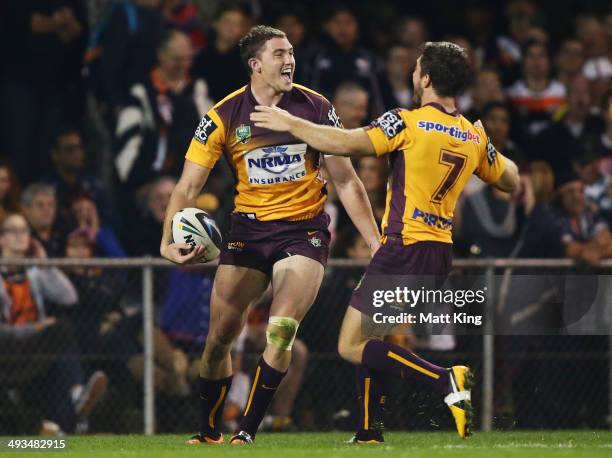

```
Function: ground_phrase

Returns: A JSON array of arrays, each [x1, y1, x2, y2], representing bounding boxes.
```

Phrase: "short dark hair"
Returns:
[[418, 42, 471, 98], [158, 29, 189, 53], [522, 39, 549, 61], [215, 1, 252, 21], [238, 25, 286, 74], [54, 125, 81, 147], [481, 101, 510, 119]]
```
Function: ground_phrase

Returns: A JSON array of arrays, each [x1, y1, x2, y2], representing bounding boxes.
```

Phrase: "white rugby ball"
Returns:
[[171, 208, 222, 262]]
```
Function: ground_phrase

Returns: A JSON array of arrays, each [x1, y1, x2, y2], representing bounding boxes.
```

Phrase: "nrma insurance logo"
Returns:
[[245, 143, 308, 185]]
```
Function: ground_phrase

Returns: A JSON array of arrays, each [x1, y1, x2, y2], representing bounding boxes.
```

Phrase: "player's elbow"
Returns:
[[495, 160, 519, 193]]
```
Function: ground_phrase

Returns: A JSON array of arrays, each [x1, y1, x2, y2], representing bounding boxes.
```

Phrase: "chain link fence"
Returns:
[[0, 258, 610, 435]]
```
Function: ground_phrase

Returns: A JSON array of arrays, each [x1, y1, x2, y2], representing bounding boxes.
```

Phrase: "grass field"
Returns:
[[2, 431, 612, 458]]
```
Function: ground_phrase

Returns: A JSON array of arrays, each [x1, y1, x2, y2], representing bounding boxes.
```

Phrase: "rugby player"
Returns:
[[159, 26, 380, 445], [251, 41, 520, 442]]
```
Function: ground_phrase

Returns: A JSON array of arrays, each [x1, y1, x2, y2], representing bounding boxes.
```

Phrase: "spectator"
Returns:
[[457, 172, 564, 260], [531, 76, 604, 177], [332, 82, 369, 129], [529, 160, 555, 204], [309, 5, 385, 115], [115, 30, 213, 192], [573, 151, 612, 223], [481, 102, 527, 168], [0, 213, 108, 434], [274, 7, 317, 84], [21, 184, 64, 257], [596, 90, 612, 173], [93, 0, 165, 111], [380, 43, 415, 111], [395, 16, 428, 50], [554, 39, 586, 87], [464, 69, 506, 121], [63, 228, 190, 401], [576, 15, 611, 107], [455, 178, 533, 258], [554, 172, 612, 265], [125, 176, 176, 256], [506, 40, 566, 140], [69, 197, 126, 257], [193, 2, 251, 103], [0, 158, 22, 222], [161, 0, 205, 52], [0, 0, 86, 183], [41, 127, 119, 231], [355, 157, 387, 223], [483, 0, 543, 85], [63, 228, 125, 357], [576, 15, 611, 109]]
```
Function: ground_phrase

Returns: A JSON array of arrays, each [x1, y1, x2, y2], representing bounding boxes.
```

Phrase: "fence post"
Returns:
[[481, 265, 495, 431], [143, 264, 155, 435], [609, 334, 612, 429]]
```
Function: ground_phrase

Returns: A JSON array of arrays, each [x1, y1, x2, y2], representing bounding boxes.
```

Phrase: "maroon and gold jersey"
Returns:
[[365, 103, 507, 245], [186, 84, 341, 221]]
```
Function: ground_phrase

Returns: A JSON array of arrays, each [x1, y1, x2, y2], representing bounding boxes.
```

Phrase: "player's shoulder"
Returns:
[[291, 83, 331, 106], [212, 85, 248, 110]]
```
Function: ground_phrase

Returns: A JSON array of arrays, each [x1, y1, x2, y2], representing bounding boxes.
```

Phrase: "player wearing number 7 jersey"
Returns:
[[251, 41, 519, 443]]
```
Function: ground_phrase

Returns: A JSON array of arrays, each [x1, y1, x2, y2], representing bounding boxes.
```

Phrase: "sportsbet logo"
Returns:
[[417, 121, 480, 144], [245, 143, 308, 185]]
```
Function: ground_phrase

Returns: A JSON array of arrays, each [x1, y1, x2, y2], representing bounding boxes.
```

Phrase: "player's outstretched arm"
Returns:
[[325, 156, 381, 255], [251, 105, 376, 156], [492, 157, 519, 193], [160, 160, 211, 264]]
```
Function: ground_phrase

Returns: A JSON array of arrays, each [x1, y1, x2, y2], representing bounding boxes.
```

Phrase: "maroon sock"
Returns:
[[355, 365, 387, 434], [237, 357, 286, 438], [199, 376, 232, 438], [361, 339, 449, 393]]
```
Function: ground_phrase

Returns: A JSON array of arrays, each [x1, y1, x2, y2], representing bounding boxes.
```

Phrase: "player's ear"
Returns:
[[248, 57, 262, 74], [422, 73, 432, 88]]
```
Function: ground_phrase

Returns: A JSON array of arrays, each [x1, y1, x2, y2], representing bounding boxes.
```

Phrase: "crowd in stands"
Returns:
[[0, 0, 611, 435]]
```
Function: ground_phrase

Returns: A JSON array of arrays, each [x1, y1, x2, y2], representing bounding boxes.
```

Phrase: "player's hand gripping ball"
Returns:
[[171, 208, 222, 262]]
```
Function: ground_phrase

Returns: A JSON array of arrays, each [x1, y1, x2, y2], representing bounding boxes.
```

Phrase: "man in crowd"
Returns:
[[506, 40, 566, 140], [193, 3, 251, 103], [21, 184, 64, 257], [115, 30, 214, 192], [42, 127, 119, 231], [532, 76, 604, 177], [308, 5, 384, 115]]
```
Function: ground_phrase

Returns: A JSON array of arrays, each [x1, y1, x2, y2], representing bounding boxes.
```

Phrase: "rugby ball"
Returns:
[[171, 208, 222, 262]]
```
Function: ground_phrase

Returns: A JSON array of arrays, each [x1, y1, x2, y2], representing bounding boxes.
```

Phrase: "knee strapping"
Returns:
[[266, 316, 299, 351]]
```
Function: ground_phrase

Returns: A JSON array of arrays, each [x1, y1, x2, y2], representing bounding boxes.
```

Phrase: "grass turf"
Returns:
[[2, 431, 612, 458]]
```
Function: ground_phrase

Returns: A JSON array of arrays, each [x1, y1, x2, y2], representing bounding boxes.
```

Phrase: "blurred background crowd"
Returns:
[[0, 0, 611, 437]]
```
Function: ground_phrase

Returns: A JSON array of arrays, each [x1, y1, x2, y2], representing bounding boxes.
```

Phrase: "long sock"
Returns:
[[355, 365, 387, 434], [237, 356, 286, 438], [199, 376, 232, 438], [361, 339, 449, 393]]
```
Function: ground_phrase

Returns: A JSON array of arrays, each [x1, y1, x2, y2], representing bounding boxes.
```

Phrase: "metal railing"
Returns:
[[1, 257, 611, 434]]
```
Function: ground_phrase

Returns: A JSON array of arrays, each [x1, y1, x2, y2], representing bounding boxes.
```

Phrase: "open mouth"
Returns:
[[281, 68, 293, 83]]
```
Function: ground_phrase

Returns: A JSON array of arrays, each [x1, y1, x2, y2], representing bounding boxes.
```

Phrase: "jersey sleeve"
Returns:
[[185, 108, 226, 169], [363, 109, 411, 156], [320, 99, 343, 128], [473, 128, 507, 184]]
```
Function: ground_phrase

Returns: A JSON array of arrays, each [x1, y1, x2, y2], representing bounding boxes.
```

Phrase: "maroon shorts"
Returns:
[[219, 212, 331, 276], [350, 238, 453, 316]]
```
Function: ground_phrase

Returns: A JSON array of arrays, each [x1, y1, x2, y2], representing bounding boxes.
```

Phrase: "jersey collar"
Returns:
[[423, 102, 460, 117], [246, 83, 292, 109]]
